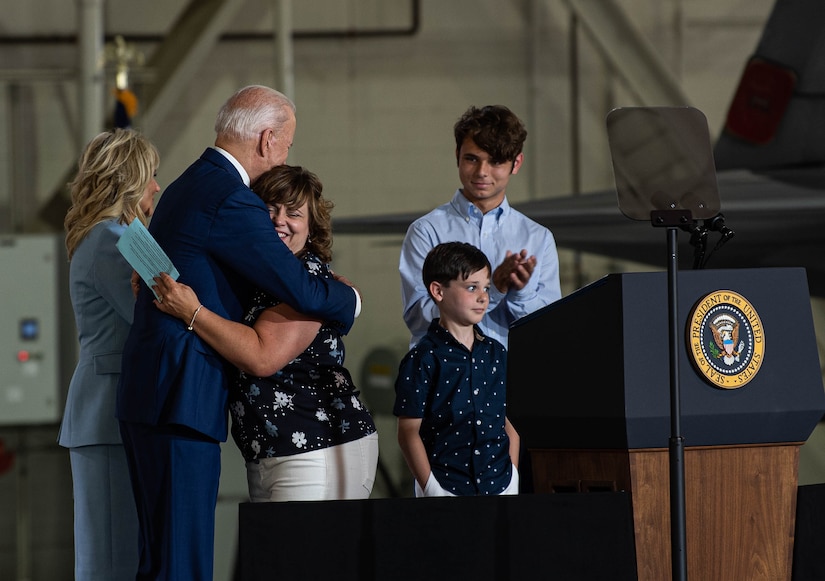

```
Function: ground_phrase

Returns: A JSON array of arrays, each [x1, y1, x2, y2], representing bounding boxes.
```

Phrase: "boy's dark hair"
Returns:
[[423, 242, 491, 295], [454, 105, 528, 164]]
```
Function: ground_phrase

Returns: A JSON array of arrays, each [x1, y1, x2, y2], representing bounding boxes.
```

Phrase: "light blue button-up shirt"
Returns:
[[399, 189, 561, 349]]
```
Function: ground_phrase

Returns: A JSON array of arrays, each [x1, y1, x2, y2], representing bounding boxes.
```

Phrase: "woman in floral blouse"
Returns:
[[152, 165, 378, 501]]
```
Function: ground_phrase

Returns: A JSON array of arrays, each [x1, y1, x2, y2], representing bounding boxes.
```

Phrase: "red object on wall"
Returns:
[[724, 58, 797, 145], [0, 439, 15, 476]]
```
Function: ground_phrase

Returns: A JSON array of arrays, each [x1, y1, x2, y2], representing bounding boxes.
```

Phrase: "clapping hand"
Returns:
[[492, 249, 537, 293]]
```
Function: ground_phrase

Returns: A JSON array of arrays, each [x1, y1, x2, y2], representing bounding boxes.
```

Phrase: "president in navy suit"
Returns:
[[117, 85, 359, 581]]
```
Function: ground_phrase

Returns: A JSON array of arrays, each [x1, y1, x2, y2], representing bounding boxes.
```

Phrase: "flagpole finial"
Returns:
[[104, 35, 144, 90]]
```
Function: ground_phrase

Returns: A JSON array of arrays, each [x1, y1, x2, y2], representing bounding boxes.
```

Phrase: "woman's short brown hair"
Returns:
[[251, 165, 334, 263]]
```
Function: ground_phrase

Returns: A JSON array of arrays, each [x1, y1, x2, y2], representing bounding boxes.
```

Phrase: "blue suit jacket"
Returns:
[[117, 148, 356, 441], [60, 220, 135, 448]]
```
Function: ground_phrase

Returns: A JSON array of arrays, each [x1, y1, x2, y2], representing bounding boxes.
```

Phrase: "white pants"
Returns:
[[246, 432, 379, 502], [414, 464, 520, 497]]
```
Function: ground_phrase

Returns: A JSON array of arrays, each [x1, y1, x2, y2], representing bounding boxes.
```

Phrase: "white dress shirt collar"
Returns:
[[212, 146, 251, 186]]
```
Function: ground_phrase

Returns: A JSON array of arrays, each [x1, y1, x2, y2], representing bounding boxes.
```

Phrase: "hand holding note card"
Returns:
[[116, 219, 180, 299]]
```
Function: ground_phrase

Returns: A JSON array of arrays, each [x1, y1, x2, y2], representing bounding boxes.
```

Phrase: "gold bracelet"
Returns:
[[187, 304, 203, 331]]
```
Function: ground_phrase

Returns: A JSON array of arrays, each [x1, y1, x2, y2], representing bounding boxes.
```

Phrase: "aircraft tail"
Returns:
[[714, 0, 825, 171]]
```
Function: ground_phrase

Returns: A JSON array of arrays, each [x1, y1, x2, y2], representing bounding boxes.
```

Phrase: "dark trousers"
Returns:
[[120, 421, 221, 581]]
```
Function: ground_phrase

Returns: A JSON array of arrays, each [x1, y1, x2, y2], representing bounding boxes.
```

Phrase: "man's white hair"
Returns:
[[214, 85, 296, 142]]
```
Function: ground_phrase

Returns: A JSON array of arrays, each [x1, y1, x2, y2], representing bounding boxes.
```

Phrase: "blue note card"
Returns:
[[116, 219, 180, 299]]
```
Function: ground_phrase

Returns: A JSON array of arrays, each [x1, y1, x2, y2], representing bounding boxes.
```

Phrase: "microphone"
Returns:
[[704, 213, 735, 251], [704, 214, 736, 248], [680, 220, 708, 269]]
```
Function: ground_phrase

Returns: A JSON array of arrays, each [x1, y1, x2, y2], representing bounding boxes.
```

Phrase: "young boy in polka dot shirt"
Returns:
[[394, 241, 520, 496]]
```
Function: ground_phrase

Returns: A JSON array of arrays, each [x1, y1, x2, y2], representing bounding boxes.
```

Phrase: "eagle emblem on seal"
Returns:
[[709, 314, 745, 365]]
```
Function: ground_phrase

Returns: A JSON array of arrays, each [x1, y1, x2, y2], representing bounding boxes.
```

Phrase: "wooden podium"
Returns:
[[508, 267, 825, 581]]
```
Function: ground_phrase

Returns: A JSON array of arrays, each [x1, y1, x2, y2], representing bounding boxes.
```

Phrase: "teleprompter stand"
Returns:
[[608, 106, 722, 581]]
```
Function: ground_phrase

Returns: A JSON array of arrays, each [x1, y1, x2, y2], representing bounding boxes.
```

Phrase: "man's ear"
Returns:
[[257, 129, 271, 156], [511, 152, 524, 175], [429, 281, 444, 303]]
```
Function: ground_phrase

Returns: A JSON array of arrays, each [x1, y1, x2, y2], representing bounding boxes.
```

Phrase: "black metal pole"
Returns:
[[667, 226, 688, 581]]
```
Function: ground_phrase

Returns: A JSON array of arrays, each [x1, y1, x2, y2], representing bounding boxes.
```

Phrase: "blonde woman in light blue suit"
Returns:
[[59, 128, 160, 581]]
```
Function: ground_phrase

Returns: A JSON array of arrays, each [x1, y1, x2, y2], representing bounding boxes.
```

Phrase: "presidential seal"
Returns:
[[687, 290, 765, 389]]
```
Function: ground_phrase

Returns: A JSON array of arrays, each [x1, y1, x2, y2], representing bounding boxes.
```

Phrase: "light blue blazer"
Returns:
[[59, 220, 135, 447]]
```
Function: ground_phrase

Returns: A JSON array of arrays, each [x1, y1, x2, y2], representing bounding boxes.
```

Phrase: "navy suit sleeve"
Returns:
[[209, 190, 356, 334]]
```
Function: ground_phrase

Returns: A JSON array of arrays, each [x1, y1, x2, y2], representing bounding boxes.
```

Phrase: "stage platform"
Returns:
[[236, 483, 825, 581], [238, 491, 637, 581]]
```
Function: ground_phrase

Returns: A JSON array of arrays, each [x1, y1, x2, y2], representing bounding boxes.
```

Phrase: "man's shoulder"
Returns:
[[505, 202, 543, 226], [411, 198, 454, 223], [404, 195, 465, 242], [164, 152, 248, 202], [179, 149, 239, 181], [504, 203, 555, 239]]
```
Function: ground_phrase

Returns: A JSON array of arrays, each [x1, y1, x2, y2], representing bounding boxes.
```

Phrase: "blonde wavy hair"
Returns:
[[64, 129, 160, 259]]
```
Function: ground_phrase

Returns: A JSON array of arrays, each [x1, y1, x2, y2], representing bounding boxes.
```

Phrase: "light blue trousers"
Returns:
[[69, 444, 139, 581]]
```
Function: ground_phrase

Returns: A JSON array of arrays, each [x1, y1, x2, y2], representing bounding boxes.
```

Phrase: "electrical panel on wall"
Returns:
[[0, 234, 75, 426]]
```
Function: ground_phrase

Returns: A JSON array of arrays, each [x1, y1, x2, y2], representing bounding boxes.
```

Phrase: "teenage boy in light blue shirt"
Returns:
[[399, 105, 561, 349]]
